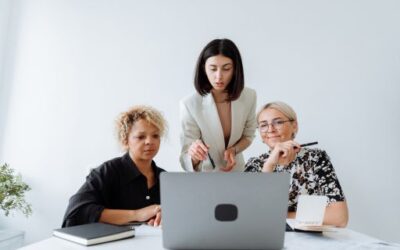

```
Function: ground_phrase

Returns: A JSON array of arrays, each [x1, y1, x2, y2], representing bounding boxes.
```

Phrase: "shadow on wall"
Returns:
[[0, 75, 13, 157], [0, 0, 20, 157]]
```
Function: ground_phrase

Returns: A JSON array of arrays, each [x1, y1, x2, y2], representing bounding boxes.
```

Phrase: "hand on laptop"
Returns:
[[262, 141, 300, 172]]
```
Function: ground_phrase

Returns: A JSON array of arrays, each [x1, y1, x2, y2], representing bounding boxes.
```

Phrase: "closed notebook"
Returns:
[[53, 223, 135, 246]]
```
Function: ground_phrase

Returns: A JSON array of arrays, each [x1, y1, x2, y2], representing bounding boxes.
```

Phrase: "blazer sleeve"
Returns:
[[242, 89, 257, 142], [61, 168, 111, 227], [179, 99, 201, 171]]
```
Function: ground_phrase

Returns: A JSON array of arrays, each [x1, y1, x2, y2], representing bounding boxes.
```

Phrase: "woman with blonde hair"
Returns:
[[62, 105, 167, 227], [245, 101, 348, 227]]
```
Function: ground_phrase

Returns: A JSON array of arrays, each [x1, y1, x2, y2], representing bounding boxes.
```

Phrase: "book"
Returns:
[[53, 223, 135, 246], [286, 219, 337, 233]]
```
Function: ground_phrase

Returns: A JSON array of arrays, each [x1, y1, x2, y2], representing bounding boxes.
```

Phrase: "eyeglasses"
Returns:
[[258, 120, 293, 133]]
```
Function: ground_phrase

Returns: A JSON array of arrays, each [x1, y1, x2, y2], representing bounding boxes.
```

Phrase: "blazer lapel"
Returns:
[[201, 94, 225, 156], [228, 99, 240, 148]]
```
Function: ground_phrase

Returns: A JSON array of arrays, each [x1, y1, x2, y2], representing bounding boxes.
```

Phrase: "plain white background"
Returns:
[[0, 0, 399, 245]]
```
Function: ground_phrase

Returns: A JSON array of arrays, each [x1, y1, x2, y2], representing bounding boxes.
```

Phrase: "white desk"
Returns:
[[19, 225, 399, 250]]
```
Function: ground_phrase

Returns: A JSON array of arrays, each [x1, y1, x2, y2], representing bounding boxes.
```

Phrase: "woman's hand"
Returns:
[[136, 205, 161, 226], [221, 147, 236, 172], [147, 208, 162, 227], [188, 140, 209, 165], [262, 140, 300, 172]]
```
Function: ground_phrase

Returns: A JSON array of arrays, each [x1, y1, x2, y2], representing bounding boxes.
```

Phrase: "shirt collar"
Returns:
[[121, 152, 163, 183]]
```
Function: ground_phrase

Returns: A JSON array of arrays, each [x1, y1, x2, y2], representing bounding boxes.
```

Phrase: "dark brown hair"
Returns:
[[194, 39, 244, 101]]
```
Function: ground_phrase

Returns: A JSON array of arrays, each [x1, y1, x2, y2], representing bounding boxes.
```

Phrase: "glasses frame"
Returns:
[[258, 119, 294, 133]]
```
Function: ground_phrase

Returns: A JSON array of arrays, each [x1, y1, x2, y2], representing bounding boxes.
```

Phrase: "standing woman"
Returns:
[[62, 105, 167, 227], [180, 39, 257, 172]]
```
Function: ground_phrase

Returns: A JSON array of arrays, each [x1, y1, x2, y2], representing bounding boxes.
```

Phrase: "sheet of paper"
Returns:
[[295, 195, 327, 226]]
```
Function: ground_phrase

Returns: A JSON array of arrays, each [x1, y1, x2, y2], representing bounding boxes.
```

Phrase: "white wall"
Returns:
[[1, 0, 399, 245], [0, 0, 12, 153]]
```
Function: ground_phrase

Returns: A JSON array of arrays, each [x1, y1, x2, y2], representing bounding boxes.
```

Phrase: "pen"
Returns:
[[200, 138, 216, 169], [280, 142, 318, 155], [299, 141, 318, 148]]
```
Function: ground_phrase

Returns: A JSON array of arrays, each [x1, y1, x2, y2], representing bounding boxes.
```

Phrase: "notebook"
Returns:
[[160, 172, 290, 249], [53, 223, 135, 246], [286, 195, 336, 233]]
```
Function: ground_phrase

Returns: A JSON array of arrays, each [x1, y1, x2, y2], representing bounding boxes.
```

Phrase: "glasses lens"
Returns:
[[259, 123, 268, 132]]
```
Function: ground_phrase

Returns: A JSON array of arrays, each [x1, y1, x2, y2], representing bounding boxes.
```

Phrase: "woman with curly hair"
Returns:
[[62, 105, 167, 227]]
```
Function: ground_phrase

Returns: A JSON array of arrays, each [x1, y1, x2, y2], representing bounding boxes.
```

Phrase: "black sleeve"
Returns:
[[61, 167, 114, 227]]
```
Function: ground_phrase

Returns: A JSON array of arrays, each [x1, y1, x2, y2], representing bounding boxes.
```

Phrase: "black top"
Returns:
[[62, 153, 165, 227]]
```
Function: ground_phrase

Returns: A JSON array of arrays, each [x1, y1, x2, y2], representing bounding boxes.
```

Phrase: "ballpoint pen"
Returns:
[[280, 142, 318, 155], [299, 141, 318, 147], [200, 138, 216, 169]]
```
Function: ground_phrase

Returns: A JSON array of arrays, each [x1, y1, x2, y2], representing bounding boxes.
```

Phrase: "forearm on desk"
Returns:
[[99, 209, 137, 225], [323, 201, 349, 227], [287, 201, 349, 228]]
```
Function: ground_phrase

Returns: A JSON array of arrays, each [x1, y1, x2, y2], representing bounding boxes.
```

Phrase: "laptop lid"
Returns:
[[160, 172, 290, 250]]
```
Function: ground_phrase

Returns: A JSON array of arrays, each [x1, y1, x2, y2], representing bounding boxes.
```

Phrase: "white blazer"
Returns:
[[179, 87, 257, 172]]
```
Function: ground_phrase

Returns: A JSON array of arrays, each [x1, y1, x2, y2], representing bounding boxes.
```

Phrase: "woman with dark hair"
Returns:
[[180, 38, 257, 172]]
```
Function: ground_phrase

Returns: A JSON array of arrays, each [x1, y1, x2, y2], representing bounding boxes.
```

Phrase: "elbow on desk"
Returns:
[[334, 215, 349, 228], [323, 213, 348, 228], [324, 201, 349, 228], [337, 211, 349, 228]]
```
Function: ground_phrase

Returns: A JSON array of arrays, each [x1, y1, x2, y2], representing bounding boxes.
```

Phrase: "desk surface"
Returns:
[[19, 225, 399, 250]]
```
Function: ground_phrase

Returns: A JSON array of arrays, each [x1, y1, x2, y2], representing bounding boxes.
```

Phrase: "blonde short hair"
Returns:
[[256, 101, 297, 123], [116, 105, 167, 150]]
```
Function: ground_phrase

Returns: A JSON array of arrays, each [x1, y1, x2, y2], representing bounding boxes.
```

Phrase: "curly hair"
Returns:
[[116, 105, 167, 150]]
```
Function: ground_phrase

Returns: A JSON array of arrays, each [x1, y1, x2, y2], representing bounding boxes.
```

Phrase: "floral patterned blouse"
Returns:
[[244, 147, 345, 212]]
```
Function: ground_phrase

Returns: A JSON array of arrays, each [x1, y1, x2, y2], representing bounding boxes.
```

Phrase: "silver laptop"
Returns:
[[160, 172, 290, 250]]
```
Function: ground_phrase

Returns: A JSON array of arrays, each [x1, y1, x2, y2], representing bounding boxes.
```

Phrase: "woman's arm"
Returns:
[[315, 150, 348, 227], [287, 201, 348, 228], [222, 137, 251, 171], [323, 201, 349, 227], [241, 89, 257, 144], [179, 100, 202, 171], [62, 170, 111, 227], [261, 141, 300, 172], [223, 90, 257, 171], [229, 136, 251, 155], [99, 205, 161, 226]]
